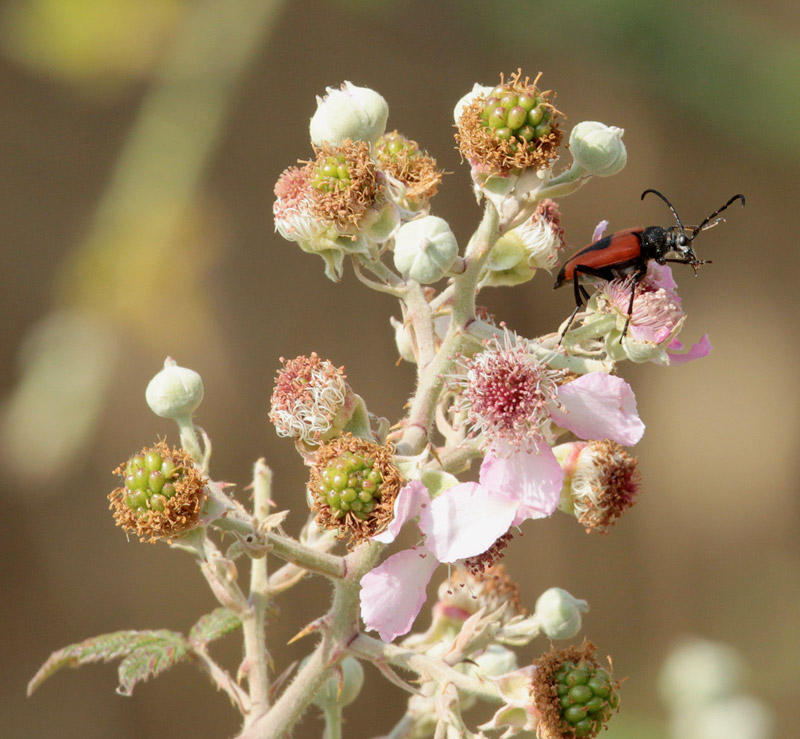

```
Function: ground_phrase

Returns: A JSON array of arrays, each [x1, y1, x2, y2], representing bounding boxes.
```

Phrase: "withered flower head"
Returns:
[[375, 130, 443, 205], [108, 441, 207, 543], [305, 139, 382, 233], [308, 435, 402, 547], [456, 70, 564, 174]]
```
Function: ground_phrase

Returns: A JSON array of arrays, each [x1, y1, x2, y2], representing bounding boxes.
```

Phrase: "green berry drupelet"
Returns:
[[109, 441, 207, 543], [533, 641, 620, 739], [308, 435, 403, 547]]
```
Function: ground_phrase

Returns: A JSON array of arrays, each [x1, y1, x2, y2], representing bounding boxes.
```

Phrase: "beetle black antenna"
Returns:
[[691, 194, 745, 239], [641, 189, 685, 234]]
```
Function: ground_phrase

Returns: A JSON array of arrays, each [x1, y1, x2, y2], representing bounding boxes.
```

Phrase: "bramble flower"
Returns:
[[374, 131, 442, 213], [108, 441, 208, 543], [309, 81, 388, 148], [554, 440, 641, 533], [532, 641, 620, 739], [453, 331, 645, 456], [483, 198, 566, 287], [359, 451, 563, 642], [273, 140, 400, 280], [308, 435, 402, 547], [269, 353, 365, 446]]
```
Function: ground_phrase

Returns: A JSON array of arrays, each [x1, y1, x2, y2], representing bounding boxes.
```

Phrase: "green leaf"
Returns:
[[189, 607, 242, 645], [28, 629, 188, 696], [116, 632, 190, 696]]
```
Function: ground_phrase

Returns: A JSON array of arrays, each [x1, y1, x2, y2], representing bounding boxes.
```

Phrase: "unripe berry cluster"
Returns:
[[481, 85, 552, 148], [311, 153, 351, 192], [315, 450, 384, 520], [122, 449, 180, 514], [554, 659, 618, 737]]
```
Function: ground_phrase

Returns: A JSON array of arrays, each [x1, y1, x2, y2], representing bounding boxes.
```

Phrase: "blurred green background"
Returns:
[[2, 0, 798, 737]]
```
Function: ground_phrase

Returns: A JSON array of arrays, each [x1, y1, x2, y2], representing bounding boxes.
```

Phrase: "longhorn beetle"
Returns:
[[553, 189, 745, 343]]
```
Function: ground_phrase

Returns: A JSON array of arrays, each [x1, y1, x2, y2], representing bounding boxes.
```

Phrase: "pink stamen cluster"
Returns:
[[602, 267, 685, 344], [455, 333, 563, 455]]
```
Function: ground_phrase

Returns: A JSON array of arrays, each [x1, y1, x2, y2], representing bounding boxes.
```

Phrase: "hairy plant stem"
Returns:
[[396, 204, 499, 456], [241, 460, 273, 727], [347, 633, 503, 705], [236, 542, 385, 738], [263, 530, 346, 579]]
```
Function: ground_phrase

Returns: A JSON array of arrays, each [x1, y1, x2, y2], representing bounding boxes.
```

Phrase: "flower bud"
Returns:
[[145, 358, 204, 421], [534, 587, 588, 640], [393, 216, 459, 284], [309, 81, 388, 147], [569, 121, 627, 177], [311, 656, 364, 709]]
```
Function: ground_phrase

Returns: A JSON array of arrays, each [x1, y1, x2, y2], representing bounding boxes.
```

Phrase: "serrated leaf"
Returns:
[[189, 607, 241, 645], [116, 632, 190, 696], [28, 629, 186, 696]]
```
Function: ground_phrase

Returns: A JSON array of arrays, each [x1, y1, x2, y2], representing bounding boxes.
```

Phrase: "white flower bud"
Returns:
[[309, 81, 388, 147], [393, 215, 458, 284], [569, 121, 627, 177], [534, 587, 588, 639], [145, 358, 204, 420]]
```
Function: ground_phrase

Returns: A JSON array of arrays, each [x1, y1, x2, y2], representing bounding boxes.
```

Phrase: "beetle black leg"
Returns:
[[621, 271, 647, 340], [558, 264, 610, 345]]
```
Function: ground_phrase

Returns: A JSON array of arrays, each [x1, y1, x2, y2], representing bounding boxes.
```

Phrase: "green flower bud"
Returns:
[[534, 587, 589, 640], [145, 358, 204, 420], [309, 81, 389, 147], [393, 215, 459, 284], [569, 121, 627, 177], [311, 656, 364, 709]]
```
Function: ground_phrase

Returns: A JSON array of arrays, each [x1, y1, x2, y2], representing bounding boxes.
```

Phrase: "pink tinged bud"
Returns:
[[549, 372, 645, 446], [359, 547, 439, 642]]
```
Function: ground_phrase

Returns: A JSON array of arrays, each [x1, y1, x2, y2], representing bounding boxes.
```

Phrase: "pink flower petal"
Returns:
[[592, 220, 609, 243], [359, 547, 439, 642], [647, 262, 678, 290], [550, 372, 645, 446], [418, 482, 518, 563], [667, 334, 712, 366], [479, 451, 562, 526], [373, 480, 430, 544]]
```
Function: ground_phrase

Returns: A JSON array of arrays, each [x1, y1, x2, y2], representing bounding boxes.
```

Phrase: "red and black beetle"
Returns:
[[554, 189, 745, 343]]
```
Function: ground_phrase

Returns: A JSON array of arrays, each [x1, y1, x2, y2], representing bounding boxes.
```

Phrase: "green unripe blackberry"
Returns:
[[480, 84, 552, 151], [309, 435, 404, 547], [311, 153, 351, 193], [109, 442, 208, 543], [375, 132, 420, 162], [122, 449, 182, 515], [315, 450, 383, 520], [555, 659, 618, 737]]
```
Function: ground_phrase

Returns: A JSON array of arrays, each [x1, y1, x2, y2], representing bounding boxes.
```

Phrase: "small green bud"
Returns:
[[311, 656, 364, 709], [145, 358, 204, 421], [569, 121, 627, 177], [309, 81, 389, 147], [393, 215, 459, 284], [534, 587, 589, 640]]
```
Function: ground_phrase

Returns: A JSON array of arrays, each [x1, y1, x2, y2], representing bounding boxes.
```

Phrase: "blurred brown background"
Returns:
[[2, 0, 798, 737]]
